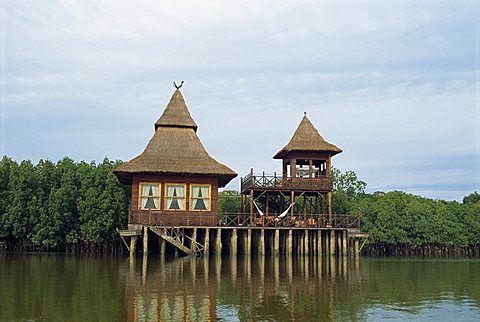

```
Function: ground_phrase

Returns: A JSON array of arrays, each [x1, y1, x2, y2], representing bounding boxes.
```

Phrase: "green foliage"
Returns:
[[463, 192, 480, 205], [218, 190, 241, 215], [331, 168, 366, 214], [0, 156, 129, 250]]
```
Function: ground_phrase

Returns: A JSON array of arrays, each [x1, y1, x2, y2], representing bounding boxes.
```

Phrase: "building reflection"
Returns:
[[121, 255, 363, 322]]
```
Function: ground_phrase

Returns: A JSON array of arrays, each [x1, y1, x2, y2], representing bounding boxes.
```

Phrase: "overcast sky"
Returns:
[[1, 1, 479, 200]]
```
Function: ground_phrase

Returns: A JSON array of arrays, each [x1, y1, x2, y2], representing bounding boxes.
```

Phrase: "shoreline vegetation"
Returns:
[[0, 156, 479, 256]]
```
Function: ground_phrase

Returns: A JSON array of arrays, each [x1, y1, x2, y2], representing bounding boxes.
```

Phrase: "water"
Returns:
[[0, 254, 479, 321]]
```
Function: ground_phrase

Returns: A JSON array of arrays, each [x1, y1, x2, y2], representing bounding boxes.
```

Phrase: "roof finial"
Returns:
[[304, 111, 307, 116], [173, 80, 184, 89]]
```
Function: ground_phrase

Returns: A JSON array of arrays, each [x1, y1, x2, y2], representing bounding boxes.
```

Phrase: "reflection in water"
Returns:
[[1, 254, 480, 321]]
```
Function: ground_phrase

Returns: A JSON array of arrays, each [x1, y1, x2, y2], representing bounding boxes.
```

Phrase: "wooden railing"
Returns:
[[129, 208, 360, 229], [218, 213, 360, 229], [241, 171, 333, 191]]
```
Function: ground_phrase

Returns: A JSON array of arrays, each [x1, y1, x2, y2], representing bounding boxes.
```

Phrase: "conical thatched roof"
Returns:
[[273, 113, 342, 159], [155, 89, 198, 131], [114, 88, 237, 187]]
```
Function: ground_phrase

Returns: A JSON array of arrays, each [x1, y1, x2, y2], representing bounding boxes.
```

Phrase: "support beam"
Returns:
[[204, 228, 210, 256], [304, 229, 309, 256], [230, 229, 237, 256], [354, 238, 359, 256], [286, 230, 293, 256], [317, 230, 322, 257], [143, 226, 148, 256], [342, 231, 347, 256], [330, 230, 336, 256], [328, 192, 332, 227], [130, 236, 137, 257], [273, 229, 280, 256], [191, 228, 197, 253], [216, 228, 222, 255], [258, 229, 265, 255], [158, 236, 165, 257], [246, 229, 252, 255]]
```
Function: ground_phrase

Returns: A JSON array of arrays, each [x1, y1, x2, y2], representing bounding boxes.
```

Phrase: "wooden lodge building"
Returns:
[[116, 84, 367, 257]]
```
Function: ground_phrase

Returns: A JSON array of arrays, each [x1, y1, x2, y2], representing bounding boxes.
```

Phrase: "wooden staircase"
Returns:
[[149, 226, 205, 256]]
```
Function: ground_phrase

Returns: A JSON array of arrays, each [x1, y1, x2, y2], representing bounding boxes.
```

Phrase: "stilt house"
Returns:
[[241, 113, 342, 227], [114, 87, 237, 226]]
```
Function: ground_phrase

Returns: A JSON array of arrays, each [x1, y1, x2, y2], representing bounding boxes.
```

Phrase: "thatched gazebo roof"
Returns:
[[114, 88, 237, 187], [273, 113, 342, 159]]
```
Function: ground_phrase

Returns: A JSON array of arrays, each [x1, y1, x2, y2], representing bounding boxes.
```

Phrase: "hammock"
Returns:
[[277, 203, 295, 219], [252, 199, 264, 217]]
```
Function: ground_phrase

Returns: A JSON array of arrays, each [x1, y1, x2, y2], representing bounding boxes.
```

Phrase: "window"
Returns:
[[190, 184, 211, 211], [165, 184, 186, 210], [139, 183, 161, 210]]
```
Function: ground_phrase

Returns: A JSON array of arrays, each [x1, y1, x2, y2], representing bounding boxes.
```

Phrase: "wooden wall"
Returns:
[[129, 174, 219, 226]]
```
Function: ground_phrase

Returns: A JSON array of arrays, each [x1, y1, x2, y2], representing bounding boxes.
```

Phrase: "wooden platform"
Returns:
[[120, 225, 369, 258]]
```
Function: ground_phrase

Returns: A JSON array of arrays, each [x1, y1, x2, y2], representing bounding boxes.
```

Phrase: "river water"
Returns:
[[0, 254, 479, 321]]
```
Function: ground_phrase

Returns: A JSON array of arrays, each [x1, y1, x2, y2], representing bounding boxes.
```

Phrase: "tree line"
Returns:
[[1, 156, 479, 254], [0, 156, 129, 251]]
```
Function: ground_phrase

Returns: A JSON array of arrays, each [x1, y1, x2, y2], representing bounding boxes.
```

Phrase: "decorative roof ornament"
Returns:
[[173, 81, 184, 89]]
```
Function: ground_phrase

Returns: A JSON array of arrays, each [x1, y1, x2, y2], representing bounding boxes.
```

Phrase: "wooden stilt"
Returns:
[[274, 229, 280, 256], [304, 229, 309, 256], [204, 228, 210, 256], [130, 236, 137, 257], [342, 230, 347, 256], [287, 230, 293, 256], [259, 229, 265, 255], [216, 228, 222, 255], [317, 230, 322, 257], [143, 226, 148, 256], [231, 229, 237, 256], [330, 230, 335, 256]]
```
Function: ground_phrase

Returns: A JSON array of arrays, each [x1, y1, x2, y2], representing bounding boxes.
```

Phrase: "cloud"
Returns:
[[1, 1, 478, 200]]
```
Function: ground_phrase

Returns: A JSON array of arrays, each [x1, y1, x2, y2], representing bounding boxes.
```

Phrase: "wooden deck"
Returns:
[[241, 172, 333, 192]]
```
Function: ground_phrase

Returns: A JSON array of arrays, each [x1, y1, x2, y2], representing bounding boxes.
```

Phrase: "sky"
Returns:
[[1, 0, 479, 201]]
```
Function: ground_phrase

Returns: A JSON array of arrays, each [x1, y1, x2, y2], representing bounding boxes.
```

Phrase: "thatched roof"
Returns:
[[114, 88, 237, 187], [155, 89, 198, 131], [273, 113, 342, 159]]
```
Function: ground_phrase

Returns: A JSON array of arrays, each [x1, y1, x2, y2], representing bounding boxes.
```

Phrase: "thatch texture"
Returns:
[[114, 89, 236, 187], [155, 89, 198, 131], [273, 114, 342, 159]]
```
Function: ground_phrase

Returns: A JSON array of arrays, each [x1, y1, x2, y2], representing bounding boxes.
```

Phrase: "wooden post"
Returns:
[[246, 229, 252, 255], [330, 230, 336, 256], [204, 228, 210, 256], [290, 191, 295, 217], [130, 236, 137, 257], [216, 228, 222, 255], [192, 228, 197, 253], [317, 230, 322, 257], [337, 231, 342, 256], [158, 236, 165, 257], [274, 229, 280, 256], [291, 159, 297, 177], [143, 226, 148, 256], [309, 159, 313, 178], [327, 192, 332, 227], [258, 229, 265, 255], [342, 230, 347, 256], [231, 229, 237, 256], [250, 190, 254, 224], [304, 229, 309, 256], [354, 238, 359, 256], [287, 230, 293, 256], [299, 231, 304, 256]]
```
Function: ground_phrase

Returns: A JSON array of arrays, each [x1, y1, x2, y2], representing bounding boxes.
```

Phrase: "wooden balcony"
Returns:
[[241, 172, 333, 192], [128, 209, 217, 226]]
